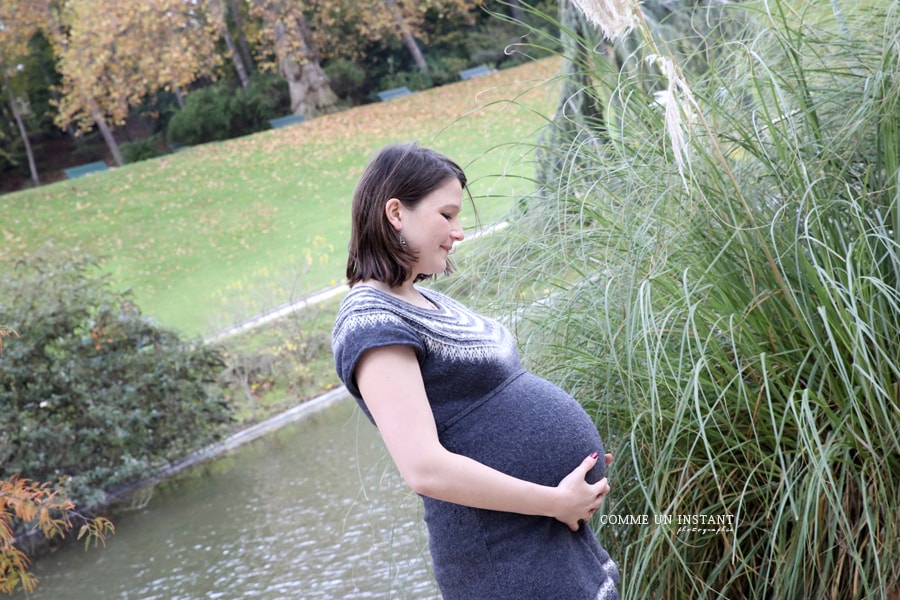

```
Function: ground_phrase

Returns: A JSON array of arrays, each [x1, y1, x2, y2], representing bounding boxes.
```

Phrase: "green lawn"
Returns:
[[2, 59, 561, 337]]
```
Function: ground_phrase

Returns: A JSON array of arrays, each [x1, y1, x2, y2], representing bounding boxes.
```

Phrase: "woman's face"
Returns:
[[395, 177, 465, 280]]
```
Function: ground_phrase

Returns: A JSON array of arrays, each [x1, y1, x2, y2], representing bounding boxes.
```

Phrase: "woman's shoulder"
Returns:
[[333, 286, 421, 344], [332, 287, 428, 378], [338, 284, 391, 311]]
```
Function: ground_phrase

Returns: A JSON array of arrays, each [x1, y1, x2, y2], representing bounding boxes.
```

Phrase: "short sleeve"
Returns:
[[332, 306, 426, 401]]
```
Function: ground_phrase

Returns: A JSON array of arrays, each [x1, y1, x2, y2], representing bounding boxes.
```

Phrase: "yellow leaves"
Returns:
[[1, 475, 114, 594], [77, 516, 114, 550], [51, 0, 221, 131]]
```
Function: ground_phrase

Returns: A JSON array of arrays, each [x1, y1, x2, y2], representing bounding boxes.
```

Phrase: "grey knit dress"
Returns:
[[332, 285, 619, 600]]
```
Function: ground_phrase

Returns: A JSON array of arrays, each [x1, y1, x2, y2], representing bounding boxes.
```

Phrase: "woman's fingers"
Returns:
[[560, 452, 613, 531], [592, 478, 610, 507]]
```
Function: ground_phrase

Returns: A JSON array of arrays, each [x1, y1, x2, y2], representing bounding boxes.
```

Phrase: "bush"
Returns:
[[122, 135, 166, 164], [166, 73, 288, 147], [166, 84, 231, 147], [373, 68, 434, 98], [0, 247, 233, 508], [323, 59, 368, 101], [425, 55, 471, 86]]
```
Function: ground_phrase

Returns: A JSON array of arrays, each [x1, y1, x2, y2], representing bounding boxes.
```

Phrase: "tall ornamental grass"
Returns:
[[451, 1, 899, 597]]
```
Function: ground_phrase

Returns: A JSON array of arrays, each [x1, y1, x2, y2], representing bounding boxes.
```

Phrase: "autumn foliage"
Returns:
[[0, 476, 114, 594]]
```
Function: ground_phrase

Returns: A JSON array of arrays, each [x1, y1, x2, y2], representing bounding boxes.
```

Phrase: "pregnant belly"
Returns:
[[438, 371, 606, 486]]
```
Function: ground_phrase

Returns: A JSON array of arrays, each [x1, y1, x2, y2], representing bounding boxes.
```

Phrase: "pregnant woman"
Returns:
[[332, 143, 619, 600]]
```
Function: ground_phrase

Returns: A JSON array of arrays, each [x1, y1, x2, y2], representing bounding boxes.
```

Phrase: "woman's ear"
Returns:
[[385, 198, 403, 231]]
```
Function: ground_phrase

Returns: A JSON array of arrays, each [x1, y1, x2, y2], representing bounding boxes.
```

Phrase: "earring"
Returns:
[[399, 233, 407, 248]]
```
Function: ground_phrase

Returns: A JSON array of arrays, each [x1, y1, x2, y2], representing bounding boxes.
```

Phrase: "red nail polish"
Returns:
[[590, 452, 599, 459]]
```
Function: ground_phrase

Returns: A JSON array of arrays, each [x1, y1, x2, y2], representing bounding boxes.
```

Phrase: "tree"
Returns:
[[47, 0, 221, 166], [349, 0, 481, 74], [251, 0, 339, 118], [507, 0, 524, 22], [228, 0, 255, 74], [40, 0, 125, 166], [383, 0, 429, 73], [211, 0, 250, 88], [0, 0, 45, 185], [1, 68, 39, 187]]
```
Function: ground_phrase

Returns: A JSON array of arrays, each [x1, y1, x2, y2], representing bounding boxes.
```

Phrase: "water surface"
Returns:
[[16, 398, 439, 599]]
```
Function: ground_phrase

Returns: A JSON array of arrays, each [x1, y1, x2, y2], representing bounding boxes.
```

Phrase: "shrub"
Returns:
[[166, 74, 287, 147], [166, 84, 231, 147], [235, 72, 290, 129], [121, 135, 166, 164], [373, 69, 434, 97], [425, 55, 470, 86], [0, 246, 233, 508], [323, 59, 368, 101]]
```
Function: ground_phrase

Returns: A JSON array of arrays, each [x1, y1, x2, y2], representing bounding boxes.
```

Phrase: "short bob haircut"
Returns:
[[346, 142, 469, 287]]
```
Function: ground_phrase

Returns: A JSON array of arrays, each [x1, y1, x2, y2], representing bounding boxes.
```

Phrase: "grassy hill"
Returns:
[[2, 58, 561, 337]]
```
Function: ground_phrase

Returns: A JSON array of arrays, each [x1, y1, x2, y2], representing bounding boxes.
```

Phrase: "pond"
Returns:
[[15, 396, 440, 599]]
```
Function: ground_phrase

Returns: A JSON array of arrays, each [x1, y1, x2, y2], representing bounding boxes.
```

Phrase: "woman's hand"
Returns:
[[554, 452, 613, 531]]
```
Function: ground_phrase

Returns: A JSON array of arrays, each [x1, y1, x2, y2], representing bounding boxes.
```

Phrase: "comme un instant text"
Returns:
[[597, 514, 735, 526]]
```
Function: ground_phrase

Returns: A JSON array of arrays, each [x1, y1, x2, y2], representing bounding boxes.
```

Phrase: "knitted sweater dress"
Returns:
[[332, 285, 619, 600]]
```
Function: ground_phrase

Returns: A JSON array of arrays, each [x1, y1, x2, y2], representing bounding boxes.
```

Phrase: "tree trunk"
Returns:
[[532, 0, 606, 201], [509, 0, 525, 22], [3, 67, 40, 186], [173, 83, 186, 108], [223, 26, 250, 88], [40, 62, 79, 143], [272, 14, 338, 118], [385, 0, 428, 73], [91, 105, 124, 166], [218, 0, 250, 88], [228, 0, 255, 74]]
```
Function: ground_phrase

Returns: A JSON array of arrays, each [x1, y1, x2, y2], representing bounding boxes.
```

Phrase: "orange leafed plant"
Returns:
[[0, 475, 114, 594]]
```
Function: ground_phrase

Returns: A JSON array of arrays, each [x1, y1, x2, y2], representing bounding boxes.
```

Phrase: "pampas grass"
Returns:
[[450, 0, 900, 597]]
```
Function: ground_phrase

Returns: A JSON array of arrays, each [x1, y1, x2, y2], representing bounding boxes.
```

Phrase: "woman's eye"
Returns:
[[442, 213, 452, 220]]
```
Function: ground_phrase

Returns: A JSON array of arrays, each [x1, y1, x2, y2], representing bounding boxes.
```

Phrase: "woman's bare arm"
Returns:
[[355, 344, 610, 531]]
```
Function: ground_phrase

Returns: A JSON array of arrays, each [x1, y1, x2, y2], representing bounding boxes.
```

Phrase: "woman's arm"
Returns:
[[355, 344, 610, 531]]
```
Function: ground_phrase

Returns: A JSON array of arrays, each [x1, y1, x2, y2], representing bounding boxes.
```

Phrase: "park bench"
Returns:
[[269, 114, 306, 129], [377, 86, 413, 101], [64, 161, 109, 179], [459, 64, 494, 80]]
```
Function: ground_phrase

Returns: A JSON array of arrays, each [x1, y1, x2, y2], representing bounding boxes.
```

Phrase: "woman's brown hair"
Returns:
[[346, 142, 468, 287]]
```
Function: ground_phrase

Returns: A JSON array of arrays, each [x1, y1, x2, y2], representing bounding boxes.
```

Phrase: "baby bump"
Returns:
[[438, 371, 606, 486]]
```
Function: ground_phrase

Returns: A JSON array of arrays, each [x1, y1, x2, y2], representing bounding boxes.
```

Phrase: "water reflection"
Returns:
[[16, 398, 439, 599]]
